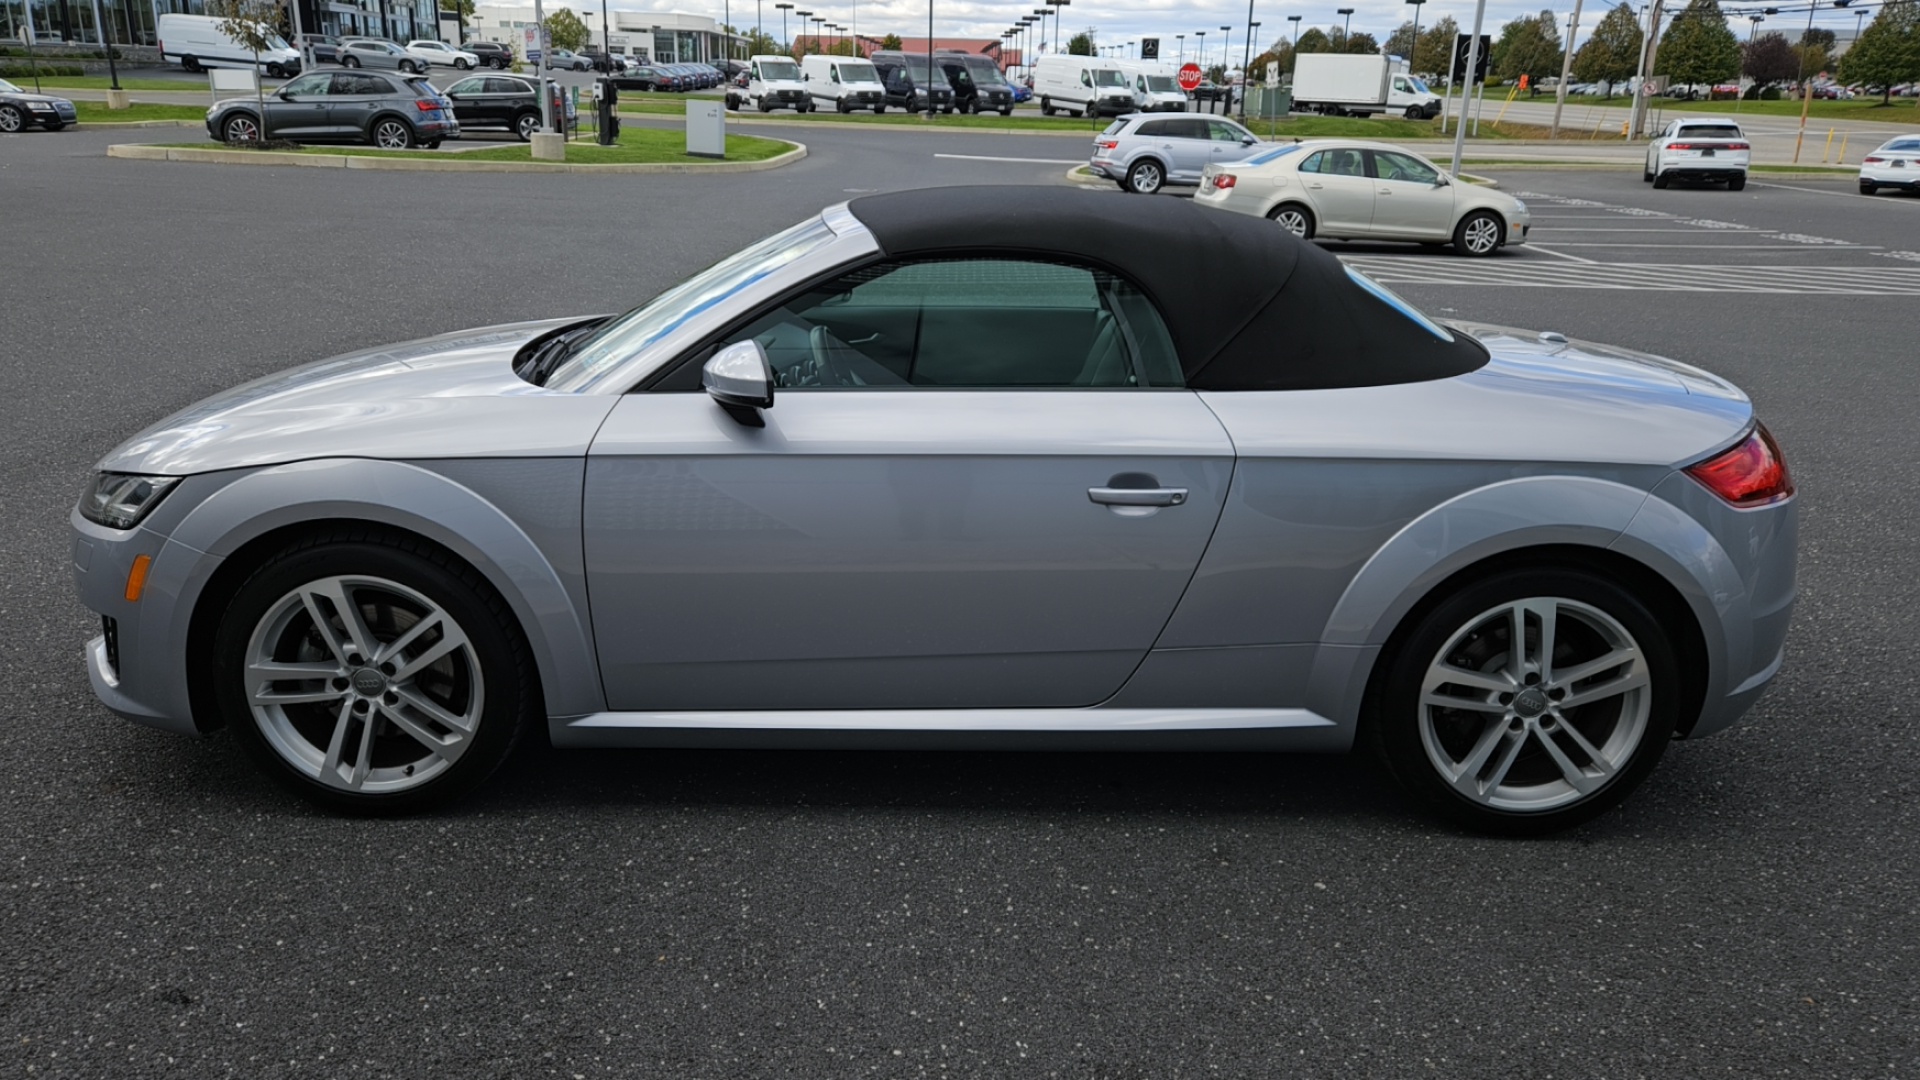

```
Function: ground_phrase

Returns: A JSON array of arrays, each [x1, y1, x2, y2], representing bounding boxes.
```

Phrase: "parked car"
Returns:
[[1195, 139, 1531, 257], [464, 41, 514, 69], [340, 38, 428, 74], [158, 12, 303, 77], [1008, 80, 1031, 103], [546, 48, 589, 71], [1857, 135, 1920, 194], [444, 74, 556, 140], [871, 51, 954, 112], [206, 69, 458, 148], [1032, 53, 1134, 117], [1644, 117, 1749, 190], [800, 53, 887, 113], [71, 187, 1796, 834], [932, 50, 1014, 115], [580, 47, 624, 73], [0, 78, 77, 131], [612, 63, 677, 92], [1088, 113, 1264, 194], [725, 54, 813, 112], [295, 33, 342, 65], [405, 39, 480, 70]]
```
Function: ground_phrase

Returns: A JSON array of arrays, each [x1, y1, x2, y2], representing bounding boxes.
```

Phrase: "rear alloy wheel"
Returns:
[[1369, 569, 1680, 834], [372, 118, 414, 149], [0, 105, 23, 133], [342, 55, 360, 68], [222, 113, 262, 142], [1453, 210, 1503, 256], [1269, 202, 1315, 239], [515, 111, 539, 140], [215, 538, 532, 814], [455, 58, 471, 69], [1125, 158, 1165, 194], [1041, 96, 1054, 115]]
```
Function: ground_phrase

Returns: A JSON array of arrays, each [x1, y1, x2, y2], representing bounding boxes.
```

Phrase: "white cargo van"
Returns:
[[1032, 54, 1135, 118], [157, 13, 303, 78], [799, 54, 887, 113], [1290, 54, 1441, 119], [1113, 60, 1188, 112], [726, 54, 813, 113]]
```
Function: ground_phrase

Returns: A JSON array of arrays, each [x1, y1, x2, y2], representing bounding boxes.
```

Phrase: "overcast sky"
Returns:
[[635, 0, 1856, 59]]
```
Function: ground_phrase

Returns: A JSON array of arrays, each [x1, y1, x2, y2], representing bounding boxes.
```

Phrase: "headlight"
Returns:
[[1512, 199, 1528, 214], [79, 473, 179, 530]]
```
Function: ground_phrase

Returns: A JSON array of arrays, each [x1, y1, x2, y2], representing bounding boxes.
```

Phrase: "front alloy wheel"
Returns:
[[1371, 569, 1679, 834], [0, 105, 23, 133], [216, 537, 532, 812], [1126, 159, 1164, 194], [223, 113, 262, 142], [1453, 210, 1503, 256]]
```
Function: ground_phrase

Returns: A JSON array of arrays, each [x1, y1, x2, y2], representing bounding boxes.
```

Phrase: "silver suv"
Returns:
[[1089, 114, 1263, 195]]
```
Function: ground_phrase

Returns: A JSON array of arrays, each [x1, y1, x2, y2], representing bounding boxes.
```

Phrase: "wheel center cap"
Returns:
[[1514, 688, 1549, 718], [350, 667, 389, 697]]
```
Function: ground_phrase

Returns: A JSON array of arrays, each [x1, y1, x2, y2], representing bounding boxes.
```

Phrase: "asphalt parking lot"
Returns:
[[3, 125, 1918, 1078]]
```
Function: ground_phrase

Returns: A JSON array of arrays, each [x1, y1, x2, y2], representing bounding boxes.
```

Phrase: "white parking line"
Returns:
[[1537, 242, 1875, 249], [1750, 179, 1920, 203], [933, 153, 1085, 164]]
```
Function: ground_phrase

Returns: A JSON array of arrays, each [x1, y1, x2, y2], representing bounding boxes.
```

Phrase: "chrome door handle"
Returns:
[[1089, 487, 1187, 507]]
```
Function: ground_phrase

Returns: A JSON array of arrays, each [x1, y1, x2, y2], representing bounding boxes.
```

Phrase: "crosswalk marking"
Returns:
[[1340, 255, 1920, 295]]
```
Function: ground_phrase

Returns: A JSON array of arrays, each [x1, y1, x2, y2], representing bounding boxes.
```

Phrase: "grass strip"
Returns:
[[74, 101, 205, 122]]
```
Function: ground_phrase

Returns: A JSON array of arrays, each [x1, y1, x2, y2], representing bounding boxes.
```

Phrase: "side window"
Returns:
[[830, 64, 841, 83], [1300, 150, 1325, 174], [1080, 70, 1092, 87], [719, 258, 1181, 389], [1393, 77, 1409, 93], [1134, 119, 1165, 137], [283, 72, 331, 95], [750, 63, 760, 79], [1372, 150, 1439, 184], [446, 77, 481, 94], [1324, 147, 1365, 177], [1207, 120, 1246, 142], [485, 77, 523, 94]]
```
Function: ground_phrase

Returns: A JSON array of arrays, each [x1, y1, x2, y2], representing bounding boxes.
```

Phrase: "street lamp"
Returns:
[[1221, 24, 1232, 75], [1287, 13, 1301, 47], [1177, 33, 1185, 62], [1241, 18, 1259, 120], [794, 8, 811, 55], [776, 2, 794, 54], [1034, 8, 1050, 54], [1337, 7, 1354, 42], [1053, 0, 1069, 56], [1406, 0, 1426, 69], [1747, 12, 1762, 43]]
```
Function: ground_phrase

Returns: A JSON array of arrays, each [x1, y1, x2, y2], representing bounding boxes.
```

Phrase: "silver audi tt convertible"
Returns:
[[71, 188, 1796, 832]]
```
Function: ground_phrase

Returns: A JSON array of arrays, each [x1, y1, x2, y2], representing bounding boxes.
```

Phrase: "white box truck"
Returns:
[[156, 13, 303, 78], [1290, 54, 1440, 119], [1113, 59, 1188, 112], [726, 54, 814, 113]]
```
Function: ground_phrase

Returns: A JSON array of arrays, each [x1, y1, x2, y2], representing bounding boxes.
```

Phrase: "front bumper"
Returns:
[[72, 509, 206, 736]]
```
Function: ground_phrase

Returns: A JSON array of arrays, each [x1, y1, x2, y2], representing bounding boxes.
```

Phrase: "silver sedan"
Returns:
[[71, 188, 1796, 833]]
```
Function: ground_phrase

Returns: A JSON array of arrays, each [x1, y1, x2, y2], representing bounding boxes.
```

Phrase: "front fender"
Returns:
[[163, 458, 603, 723]]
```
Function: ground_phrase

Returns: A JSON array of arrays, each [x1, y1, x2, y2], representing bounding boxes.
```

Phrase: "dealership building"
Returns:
[[467, 4, 741, 63], [3, 0, 440, 47]]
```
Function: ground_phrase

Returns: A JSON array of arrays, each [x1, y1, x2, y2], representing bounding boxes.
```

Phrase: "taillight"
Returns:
[[1097, 139, 1117, 149], [415, 100, 440, 112], [1214, 173, 1237, 189], [1685, 424, 1794, 507], [1727, 142, 1749, 150], [1666, 142, 1695, 150], [1865, 155, 1885, 163]]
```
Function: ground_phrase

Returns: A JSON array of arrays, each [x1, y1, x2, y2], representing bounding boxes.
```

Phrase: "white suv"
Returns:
[[1645, 118, 1750, 190], [406, 40, 480, 70]]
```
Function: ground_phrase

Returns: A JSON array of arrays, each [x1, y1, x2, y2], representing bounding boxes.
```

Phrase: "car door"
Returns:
[[1206, 119, 1257, 168], [1365, 148, 1456, 240], [1296, 146, 1376, 236], [327, 72, 387, 135], [582, 255, 1235, 712], [1162, 118, 1216, 180], [444, 75, 489, 126], [263, 70, 333, 137]]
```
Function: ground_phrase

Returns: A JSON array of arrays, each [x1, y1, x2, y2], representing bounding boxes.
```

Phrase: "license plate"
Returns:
[[1701, 148, 1715, 157], [1895, 160, 1908, 168]]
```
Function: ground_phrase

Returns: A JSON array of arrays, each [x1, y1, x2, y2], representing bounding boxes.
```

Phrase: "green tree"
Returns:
[[1414, 15, 1457, 78], [543, 7, 590, 52], [1249, 40, 1293, 80], [1741, 30, 1797, 87], [447, 0, 474, 43], [1572, 3, 1643, 92], [1385, 20, 1417, 58], [881, 32, 903, 50], [1343, 31, 1379, 54], [1841, 0, 1920, 101], [744, 29, 779, 54], [1801, 27, 1836, 49], [205, 0, 283, 131], [1794, 42, 1830, 80], [1493, 10, 1563, 87], [1654, 0, 1739, 94], [1068, 30, 1094, 56], [1295, 27, 1332, 54]]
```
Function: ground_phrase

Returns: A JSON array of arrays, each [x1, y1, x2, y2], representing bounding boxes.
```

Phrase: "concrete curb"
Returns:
[[106, 140, 808, 173], [73, 118, 200, 129]]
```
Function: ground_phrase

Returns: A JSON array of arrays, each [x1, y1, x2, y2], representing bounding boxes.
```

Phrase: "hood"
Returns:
[[98, 318, 622, 477], [4, 90, 72, 105]]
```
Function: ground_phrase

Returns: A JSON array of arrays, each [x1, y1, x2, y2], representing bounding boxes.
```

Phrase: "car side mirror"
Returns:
[[1241, 135, 1256, 145], [703, 340, 774, 422], [277, 90, 294, 99], [1434, 174, 1450, 186]]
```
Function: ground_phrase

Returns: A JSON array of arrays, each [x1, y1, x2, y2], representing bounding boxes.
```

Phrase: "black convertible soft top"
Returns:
[[847, 186, 1488, 391]]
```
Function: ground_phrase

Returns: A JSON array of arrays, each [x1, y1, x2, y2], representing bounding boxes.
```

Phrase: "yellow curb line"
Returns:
[[107, 140, 807, 173]]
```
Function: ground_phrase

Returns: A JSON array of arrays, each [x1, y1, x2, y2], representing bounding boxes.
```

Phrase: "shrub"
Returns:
[[1760, 85, 1781, 99], [0, 63, 85, 77]]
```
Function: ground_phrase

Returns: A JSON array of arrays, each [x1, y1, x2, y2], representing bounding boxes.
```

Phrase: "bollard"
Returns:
[[1822, 127, 1835, 164], [1837, 132, 1850, 164]]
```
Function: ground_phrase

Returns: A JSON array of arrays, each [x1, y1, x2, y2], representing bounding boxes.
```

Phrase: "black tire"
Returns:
[[1453, 209, 1504, 256], [1642, 163, 1654, 182], [0, 104, 21, 133], [837, 98, 850, 114], [370, 116, 415, 149], [999, 106, 1012, 116], [1268, 202, 1315, 239], [266, 62, 283, 78], [512, 111, 539, 140], [759, 98, 772, 113], [455, 58, 471, 70], [1861, 180, 1878, 195], [222, 112, 262, 142], [1728, 174, 1746, 191], [182, 55, 202, 73], [1366, 567, 1682, 835], [342, 54, 360, 68], [1652, 169, 1670, 189], [1405, 105, 1424, 119], [1125, 157, 1166, 195], [213, 532, 535, 815]]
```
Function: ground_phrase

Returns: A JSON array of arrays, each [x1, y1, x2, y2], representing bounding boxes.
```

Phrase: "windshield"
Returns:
[[837, 59, 879, 83], [546, 216, 839, 392], [758, 60, 799, 81], [1144, 75, 1178, 92], [0, 79, 19, 93], [266, 33, 291, 50], [1408, 77, 1431, 94], [1093, 68, 1127, 88], [964, 58, 1001, 81]]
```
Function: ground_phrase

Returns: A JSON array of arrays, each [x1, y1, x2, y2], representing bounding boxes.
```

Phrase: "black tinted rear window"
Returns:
[[1677, 125, 1742, 140]]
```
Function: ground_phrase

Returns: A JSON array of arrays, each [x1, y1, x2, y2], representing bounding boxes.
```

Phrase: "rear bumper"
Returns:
[[1859, 167, 1920, 185]]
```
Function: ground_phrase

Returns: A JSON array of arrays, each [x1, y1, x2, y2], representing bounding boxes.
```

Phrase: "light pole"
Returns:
[[1748, 12, 1762, 43], [1337, 7, 1354, 43], [1793, 0, 1818, 160], [757, 0, 763, 54], [1054, 0, 1069, 55], [1034, 8, 1050, 54], [1241, 17, 1259, 120], [1287, 13, 1301, 48], [1549, 0, 1582, 137], [1221, 24, 1232, 73], [794, 8, 810, 55], [1177, 33, 1185, 62], [1405, 0, 1425, 69], [777, 2, 793, 54], [1195, 29, 1206, 71]]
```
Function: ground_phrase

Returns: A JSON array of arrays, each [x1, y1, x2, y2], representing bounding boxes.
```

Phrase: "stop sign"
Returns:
[[1177, 63, 1203, 92]]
